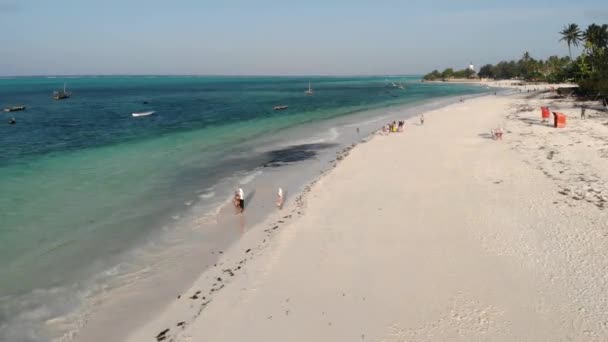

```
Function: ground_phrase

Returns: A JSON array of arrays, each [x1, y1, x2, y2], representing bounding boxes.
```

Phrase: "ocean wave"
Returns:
[[198, 191, 216, 199], [286, 127, 341, 146], [343, 115, 390, 128], [239, 169, 263, 185]]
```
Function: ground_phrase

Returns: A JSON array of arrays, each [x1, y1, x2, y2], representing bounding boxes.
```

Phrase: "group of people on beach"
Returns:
[[381, 115, 425, 134], [382, 120, 405, 134], [233, 187, 284, 214]]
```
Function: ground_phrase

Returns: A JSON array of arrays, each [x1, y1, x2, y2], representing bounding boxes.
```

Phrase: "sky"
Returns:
[[0, 0, 607, 76]]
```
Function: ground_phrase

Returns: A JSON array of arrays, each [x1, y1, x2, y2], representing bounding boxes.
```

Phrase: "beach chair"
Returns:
[[552, 112, 566, 128], [541, 106, 550, 123]]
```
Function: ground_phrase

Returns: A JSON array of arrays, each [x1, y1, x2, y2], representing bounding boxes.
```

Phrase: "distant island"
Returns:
[[423, 22, 607, 98]]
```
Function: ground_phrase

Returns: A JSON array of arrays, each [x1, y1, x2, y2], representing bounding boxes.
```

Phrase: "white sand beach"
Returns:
[[126, 90, 608, 342]]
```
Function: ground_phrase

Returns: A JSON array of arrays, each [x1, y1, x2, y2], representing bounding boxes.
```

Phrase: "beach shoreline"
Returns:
[[122, 86, 608, 342], [1, 77, 494, 342], [64, 90, 489, 342]]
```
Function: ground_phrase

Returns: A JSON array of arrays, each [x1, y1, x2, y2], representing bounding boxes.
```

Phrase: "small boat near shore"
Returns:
[[132, 111, 155, 117], [273, 105, 289, 111], [4, 105, 26, 112]]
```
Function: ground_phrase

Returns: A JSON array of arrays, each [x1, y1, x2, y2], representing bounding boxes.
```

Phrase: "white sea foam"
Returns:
[[343, 115, 391, 128], [327, 127, 340, 141], [198, 191, 216, 199], [286, 127, 341, 146], [239, 169, 263, 185]]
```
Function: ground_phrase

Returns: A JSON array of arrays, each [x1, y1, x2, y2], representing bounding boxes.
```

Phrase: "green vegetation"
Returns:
[[422, 67, 475, 81], [559, 23, 582, 59], [423, 22, 608, 97]]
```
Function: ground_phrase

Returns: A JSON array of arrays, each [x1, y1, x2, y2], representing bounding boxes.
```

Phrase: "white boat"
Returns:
[[305, 81, 313, 96], [132, 111, 155, 117], [53, 83, 71, 100]]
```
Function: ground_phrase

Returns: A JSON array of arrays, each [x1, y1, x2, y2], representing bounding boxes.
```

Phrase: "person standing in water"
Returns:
[[276, 187, 284, 209], [237, 188, 245, 213]]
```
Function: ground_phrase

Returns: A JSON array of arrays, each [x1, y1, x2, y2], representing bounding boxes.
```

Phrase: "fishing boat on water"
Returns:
[[132, 111, 155, 117], [3, 105, 26, 112], [273, 105, 288, 111], [305, 82, 313, 96], [53, 83, 71, 100]]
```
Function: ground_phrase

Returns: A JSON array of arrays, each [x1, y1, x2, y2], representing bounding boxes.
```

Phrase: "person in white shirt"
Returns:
[[237, 188, 245, 213], [276, 187, 284, 209]]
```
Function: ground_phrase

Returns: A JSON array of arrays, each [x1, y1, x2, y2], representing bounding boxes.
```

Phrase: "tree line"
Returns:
[[423, 23, 608, 97]]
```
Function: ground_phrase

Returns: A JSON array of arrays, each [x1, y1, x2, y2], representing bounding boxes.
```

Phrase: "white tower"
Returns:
[[468, 62, 475, 72]]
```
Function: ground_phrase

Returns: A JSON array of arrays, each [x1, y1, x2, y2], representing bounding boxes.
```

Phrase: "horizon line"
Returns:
[[0, 74, 424, 78]]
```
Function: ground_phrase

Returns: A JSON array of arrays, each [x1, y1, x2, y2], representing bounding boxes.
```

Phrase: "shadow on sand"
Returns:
[[519, 118, 552, 127], [478, 133, 495, 140]]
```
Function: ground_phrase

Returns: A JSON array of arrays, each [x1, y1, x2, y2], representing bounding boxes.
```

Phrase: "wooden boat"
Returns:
[[132, 111, 155, 117], [3, 106, 26, 112], [273, 105, 289, 111], [53, 83, 71, 100]]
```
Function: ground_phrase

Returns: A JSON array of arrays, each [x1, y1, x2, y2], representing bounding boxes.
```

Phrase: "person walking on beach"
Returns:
[[581, 105, 587, 120], [233, 191, 241, 213], [420, 115, 424, 126], [236, 188, 245, 213], [276, 187, 284, 209]]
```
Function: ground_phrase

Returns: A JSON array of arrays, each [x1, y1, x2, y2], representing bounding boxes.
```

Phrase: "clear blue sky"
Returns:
[[1, 0, 606, 76]]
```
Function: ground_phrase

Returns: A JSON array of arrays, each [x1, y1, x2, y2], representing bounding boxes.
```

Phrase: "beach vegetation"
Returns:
[[559, 23, 582, 59], [422, 67, 476, 81], [422, 70, 441, 81], [423, 22, 608, 97]]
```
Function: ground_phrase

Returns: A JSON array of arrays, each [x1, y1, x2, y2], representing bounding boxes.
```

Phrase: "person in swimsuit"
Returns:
[[233, 191, 241, 213]]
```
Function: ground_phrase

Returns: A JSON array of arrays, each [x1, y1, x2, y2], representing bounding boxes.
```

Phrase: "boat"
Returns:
[[305, 82, 313, 96], [132, 111, 155, 117], [53, 83, 71, 100], [3, 105, 26, 112], [273, 105, 288, 111]]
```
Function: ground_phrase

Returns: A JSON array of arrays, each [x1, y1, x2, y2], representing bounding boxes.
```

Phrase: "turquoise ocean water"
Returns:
[[0, 76, 488, 341]]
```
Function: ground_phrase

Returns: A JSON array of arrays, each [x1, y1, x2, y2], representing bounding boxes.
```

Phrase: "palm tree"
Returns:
[[582, 24, 608, 72], [583, 24, 608, 53], [559, 23, 582, 59]]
